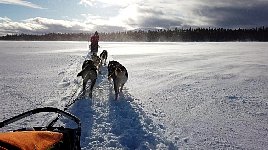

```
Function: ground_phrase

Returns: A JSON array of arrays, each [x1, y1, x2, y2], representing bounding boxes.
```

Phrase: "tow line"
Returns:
[[47, 53, 93, 128]]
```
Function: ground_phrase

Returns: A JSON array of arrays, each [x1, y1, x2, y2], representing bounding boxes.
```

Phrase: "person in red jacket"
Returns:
[[89, 31, 99, 54]]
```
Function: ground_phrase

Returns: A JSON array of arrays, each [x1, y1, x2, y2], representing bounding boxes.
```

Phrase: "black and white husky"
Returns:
[[108, 60, 128, 100], [77, 60, 97, 98], [91, 53, 101, 73], [100, 50, 108, 65]]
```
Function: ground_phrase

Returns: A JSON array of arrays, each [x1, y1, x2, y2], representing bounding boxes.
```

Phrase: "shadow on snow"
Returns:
[[62, 63, 176, 149], [107, 90, 176, 149]]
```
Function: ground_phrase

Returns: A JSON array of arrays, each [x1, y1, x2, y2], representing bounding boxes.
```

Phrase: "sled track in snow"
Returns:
[[60, 53, 177, 149]]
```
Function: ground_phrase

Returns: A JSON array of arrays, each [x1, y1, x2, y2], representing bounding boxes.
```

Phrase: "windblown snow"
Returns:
[[0, 41, 267, 149]]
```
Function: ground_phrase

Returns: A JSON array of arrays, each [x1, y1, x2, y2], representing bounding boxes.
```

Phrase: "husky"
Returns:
[[77, 60, 97, 98], [108, 60, 121, 81], [100, 50, 108, 65], [108, 61, 128, 100], [91, 53, 101, 73]]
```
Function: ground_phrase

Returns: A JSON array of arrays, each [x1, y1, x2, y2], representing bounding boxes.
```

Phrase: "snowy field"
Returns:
[[0, 41, 268, 149]]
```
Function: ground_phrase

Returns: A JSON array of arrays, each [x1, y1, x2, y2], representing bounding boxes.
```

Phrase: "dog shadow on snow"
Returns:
[[107, 90, 176, 149], [60, 64, 176, 149]]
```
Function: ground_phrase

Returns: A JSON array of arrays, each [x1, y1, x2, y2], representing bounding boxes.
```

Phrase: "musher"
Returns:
[[89, 31, 99, 55]]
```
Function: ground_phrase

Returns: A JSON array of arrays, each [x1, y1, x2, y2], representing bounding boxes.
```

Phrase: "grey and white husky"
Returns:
[[77, 60, 97, 98], [108, 60, 128, 100]]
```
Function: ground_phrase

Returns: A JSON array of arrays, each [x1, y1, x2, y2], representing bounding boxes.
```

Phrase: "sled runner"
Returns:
[[0, 107, 81, 150]]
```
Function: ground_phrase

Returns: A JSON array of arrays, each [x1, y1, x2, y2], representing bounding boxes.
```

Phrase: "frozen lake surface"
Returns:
[[0, 41, 267, 149]]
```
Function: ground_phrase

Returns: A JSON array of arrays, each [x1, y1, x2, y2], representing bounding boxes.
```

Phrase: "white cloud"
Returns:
[[0, 17, 95, 35], [79, 0, 95, 6], [0, 16, 126, 36], [0, 0, 44, 9], [78, 0, 211, 29], [78, 0, 268, 29], [0, 0, 267, 36], [0, 16, 12, 22], [79, 0, 137, 7]]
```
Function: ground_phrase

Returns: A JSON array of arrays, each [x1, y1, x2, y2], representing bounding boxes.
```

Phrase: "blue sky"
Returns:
[[0, 0, 268, 36], [0, 1, 116, 20]]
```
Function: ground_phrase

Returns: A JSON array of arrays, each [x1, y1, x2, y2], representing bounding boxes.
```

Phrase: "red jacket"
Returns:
[[90, 34, 99, 45]]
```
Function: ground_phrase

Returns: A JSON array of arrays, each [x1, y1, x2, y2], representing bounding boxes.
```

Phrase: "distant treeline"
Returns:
[[1, 26, 268, 42]]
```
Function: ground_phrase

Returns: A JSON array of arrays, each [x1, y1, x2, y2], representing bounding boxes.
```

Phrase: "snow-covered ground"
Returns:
[[0, 41, 267, 149]]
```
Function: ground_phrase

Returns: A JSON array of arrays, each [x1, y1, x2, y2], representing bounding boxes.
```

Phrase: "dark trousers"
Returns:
[[90, 43, 98, 53]]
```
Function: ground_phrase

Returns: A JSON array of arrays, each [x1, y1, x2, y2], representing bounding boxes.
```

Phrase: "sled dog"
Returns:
[[77, 60, 97, 98], [108, 61, 128, 100], [91, 53, 101, 72], [100, 50, 108, 65]]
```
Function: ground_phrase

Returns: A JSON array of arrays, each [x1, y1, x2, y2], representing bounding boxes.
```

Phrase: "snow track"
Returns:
[[58, 52, 177, 149], [1, 42, 268, 149]]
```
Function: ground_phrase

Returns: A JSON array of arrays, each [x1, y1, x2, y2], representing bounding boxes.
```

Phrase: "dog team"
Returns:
[[77, 50, 128, 100]]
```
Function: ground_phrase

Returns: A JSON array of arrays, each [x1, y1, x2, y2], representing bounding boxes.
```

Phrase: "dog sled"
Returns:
[[0, 107, 81, 150]]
